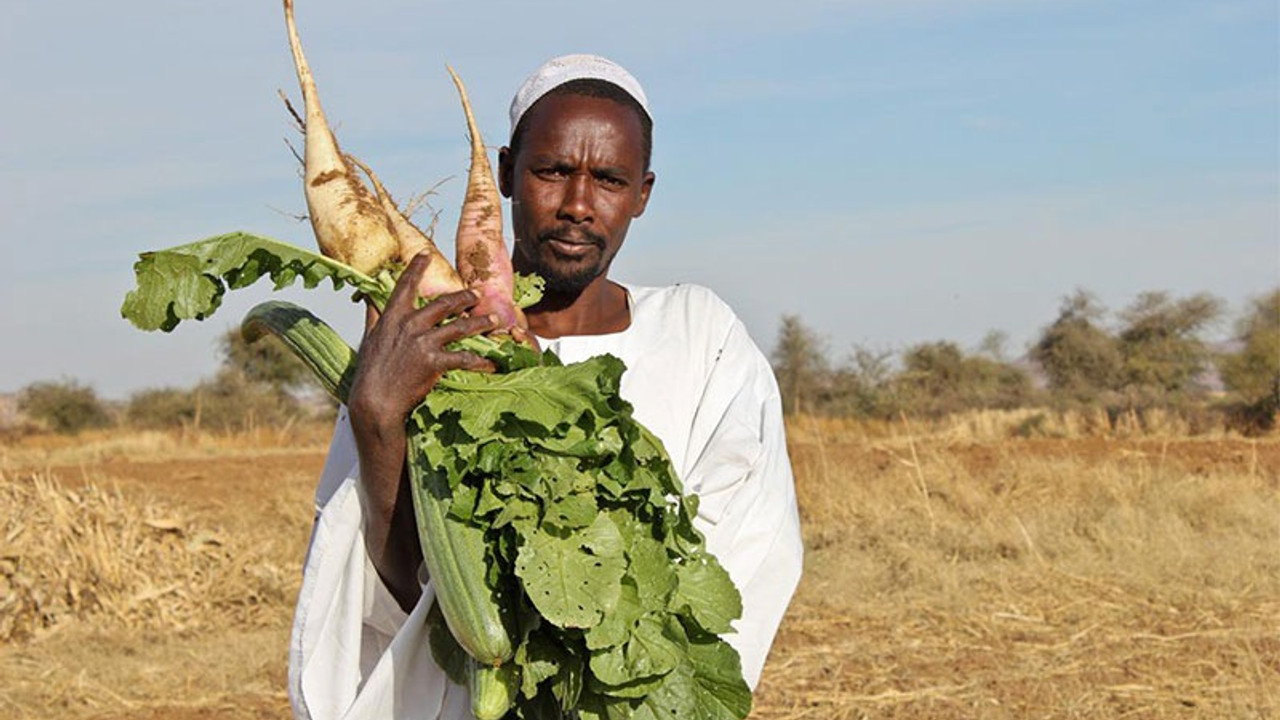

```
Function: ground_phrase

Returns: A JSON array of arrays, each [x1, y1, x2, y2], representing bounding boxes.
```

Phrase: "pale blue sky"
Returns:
[[2, 0, 1276, 398]]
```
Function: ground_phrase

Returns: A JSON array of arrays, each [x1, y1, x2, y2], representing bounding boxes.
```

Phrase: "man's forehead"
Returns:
[[520, 94, 645, 144]]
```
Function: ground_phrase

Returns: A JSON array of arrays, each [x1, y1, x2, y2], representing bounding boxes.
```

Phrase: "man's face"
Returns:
[[499, 93, 654, 295]]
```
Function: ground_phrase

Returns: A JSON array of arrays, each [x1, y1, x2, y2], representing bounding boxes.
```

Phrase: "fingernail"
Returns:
[[488, 314, 499, 325]]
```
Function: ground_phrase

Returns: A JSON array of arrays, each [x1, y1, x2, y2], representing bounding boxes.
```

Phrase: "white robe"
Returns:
[[289, 283, 804, 720]]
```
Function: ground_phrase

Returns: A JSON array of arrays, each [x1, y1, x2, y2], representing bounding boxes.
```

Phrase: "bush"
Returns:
[[191, 369, 307, 432], [219, 327, 320, 395], [1219, 289, 1279, 411], [1117, 290, 1223, 396], [1224, 396, 1278, 436], [18, 379, 112, 434], [1031, 290, 1123, 403], [126, 387, 200, 429], [893, 341, 1034, 418], [826, 346, 899, 419]]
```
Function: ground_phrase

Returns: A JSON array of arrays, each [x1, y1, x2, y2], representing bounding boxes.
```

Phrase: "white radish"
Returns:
[[283, 0, 462, 298]]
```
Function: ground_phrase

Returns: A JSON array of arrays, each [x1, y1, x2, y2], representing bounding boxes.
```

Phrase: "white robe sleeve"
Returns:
[[288, 410, 467, 720], [680, 318, 805, 689]]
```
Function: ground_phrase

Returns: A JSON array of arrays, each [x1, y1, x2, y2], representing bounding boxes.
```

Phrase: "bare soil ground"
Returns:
[[2, 419, 1277, 719]]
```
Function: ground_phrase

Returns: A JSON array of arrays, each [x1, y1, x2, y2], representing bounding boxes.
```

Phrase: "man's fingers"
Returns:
[[510, 325, 540, 351], [383, 252, 434, 315], [426, 313, 498, 345], [362, 300, 382, 340], [441, 350, 498, 375], [409, 288, 483, 330]]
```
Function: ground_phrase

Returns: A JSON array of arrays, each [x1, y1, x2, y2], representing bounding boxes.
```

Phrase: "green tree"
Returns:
[[1219, 288, 1280, 412], [1116, 291, 1223, 396], [895, 340, 1031, 416], [962, 355, 1035, 411], [895, 341, 966, 416], [218, 327, 317, 394], [770, 315, 829, 414], [977, 329, 1010, 361], [828, 345, 897, 418], [18, 379, 112, 434], [1030, 289, 1123, 403], [191, 368, 306, 431]]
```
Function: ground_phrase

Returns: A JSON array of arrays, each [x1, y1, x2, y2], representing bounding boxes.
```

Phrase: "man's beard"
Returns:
[[539, 261, 604, 295], [520, 227, 612, 295]]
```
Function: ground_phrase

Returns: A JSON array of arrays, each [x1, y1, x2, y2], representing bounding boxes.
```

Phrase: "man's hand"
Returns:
[[347, 253, 496, 610]]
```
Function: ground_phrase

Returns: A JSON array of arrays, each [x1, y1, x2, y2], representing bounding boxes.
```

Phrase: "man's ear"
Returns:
[[498, 146, 513, 198], [633, 171, 656, 218]]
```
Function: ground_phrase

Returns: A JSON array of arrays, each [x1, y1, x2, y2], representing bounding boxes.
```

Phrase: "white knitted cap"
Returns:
[[508, 54, 651, 141]]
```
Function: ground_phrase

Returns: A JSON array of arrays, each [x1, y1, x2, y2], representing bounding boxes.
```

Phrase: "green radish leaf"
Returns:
[[428, 354, 627, 437], [583, 577, 645, 652], [516, 514, 626, 629], [544, 491, 599, 531], [122, 231, 388, 332], [576, 693, 637, 720], [626, 533, 677, 610], [515, 631, 563, 699], [671, 557, 742, 636], [513, 272, 545, 309], [628, 626, 752, 720], [474, 478, 508, 519], [589, 614, 684, 687]]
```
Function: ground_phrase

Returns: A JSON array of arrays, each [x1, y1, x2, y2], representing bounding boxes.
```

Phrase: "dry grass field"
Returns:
[[1, 411, 1276, 719]]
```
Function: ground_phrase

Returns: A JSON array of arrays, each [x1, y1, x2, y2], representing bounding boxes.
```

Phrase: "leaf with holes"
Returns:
[[516, 514, 626, 629]]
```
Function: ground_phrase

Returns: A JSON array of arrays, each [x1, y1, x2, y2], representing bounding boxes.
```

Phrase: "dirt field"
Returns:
[[2, 415, 1277, 719]]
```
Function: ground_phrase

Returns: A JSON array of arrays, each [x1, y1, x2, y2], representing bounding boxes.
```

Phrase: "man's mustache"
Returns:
[[537, 226, 607, 248]]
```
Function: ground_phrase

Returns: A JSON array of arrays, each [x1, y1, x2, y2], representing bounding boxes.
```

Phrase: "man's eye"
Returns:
[[534, 167, 568, 179]]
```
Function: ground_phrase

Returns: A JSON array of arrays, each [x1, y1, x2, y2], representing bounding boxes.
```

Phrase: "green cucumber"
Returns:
[[468, 657, 519, 720], [241, 300, 357, 403], [408, 433, 515, 666]]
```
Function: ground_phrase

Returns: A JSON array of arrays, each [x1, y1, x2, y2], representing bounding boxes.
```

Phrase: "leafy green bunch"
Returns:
[[414, 353, 751, 719], [121, 232, 753, 719]]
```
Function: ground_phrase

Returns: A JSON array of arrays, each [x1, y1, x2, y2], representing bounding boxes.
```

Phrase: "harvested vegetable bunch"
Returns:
[[411, 350, 752, 720], [120, 5, 753, 718], [126, 270, 751, 720]]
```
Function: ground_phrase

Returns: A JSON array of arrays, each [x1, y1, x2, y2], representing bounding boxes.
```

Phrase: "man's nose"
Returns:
[[558, 173, 594, 223]]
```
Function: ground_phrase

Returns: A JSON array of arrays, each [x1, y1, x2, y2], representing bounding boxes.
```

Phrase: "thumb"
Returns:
[[362, 299, 382, 341]]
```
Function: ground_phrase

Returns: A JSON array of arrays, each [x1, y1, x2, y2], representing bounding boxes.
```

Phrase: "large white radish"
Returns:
[[283, 0, 462, 298]]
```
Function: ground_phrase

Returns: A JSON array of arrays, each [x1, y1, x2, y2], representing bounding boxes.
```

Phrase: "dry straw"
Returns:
[[0, 423, 334, 468], [1, 417, 1276, 719], [0, 470, 303, 643], [759, 413, 1280, 719]]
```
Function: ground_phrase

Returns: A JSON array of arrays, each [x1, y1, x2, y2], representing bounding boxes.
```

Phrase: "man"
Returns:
[[289, 54, 803, 720]]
